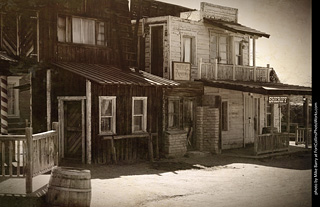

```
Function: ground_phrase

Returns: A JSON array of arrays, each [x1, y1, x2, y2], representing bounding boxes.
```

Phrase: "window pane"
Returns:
[[134, 100, 143, 115], [101, 117, 111, 132], [57, 16, 66, 42], [183, 37, 192, 63], [96, 22, 105, 46], [134, 116, 143, 131], [72, 17, 81, 43], [82, 18, 95, 45], [101, 99, 112, 116], [219, 36, 227, 44], [168, 100, 179, 114]]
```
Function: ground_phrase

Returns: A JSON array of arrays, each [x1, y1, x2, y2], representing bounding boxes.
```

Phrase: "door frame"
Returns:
[[58, 96, 86, 163]]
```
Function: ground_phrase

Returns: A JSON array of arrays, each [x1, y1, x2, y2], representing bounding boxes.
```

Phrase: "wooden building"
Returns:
[[135, 2, 312, 154], [0, 0, 183, 164]]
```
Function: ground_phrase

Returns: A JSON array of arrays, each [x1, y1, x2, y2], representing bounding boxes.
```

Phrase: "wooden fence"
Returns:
[[254, 133, 289, 155], [295, 128, 312, 146], [0, 122, 59, 194]]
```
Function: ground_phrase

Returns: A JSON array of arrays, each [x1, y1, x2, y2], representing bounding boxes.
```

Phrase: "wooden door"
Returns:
[[244, 95, 255, 144], [64, 101, 83, 160], [151, 26, 164, 77], [184, 98, 196, 150]]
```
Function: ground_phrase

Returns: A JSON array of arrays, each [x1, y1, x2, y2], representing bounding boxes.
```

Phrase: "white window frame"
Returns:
[[132, 97, 147, 133], [99, 96, 116, 135], [7, 76, 22, 118]]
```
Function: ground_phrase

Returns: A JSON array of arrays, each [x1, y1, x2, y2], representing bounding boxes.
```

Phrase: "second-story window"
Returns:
[[57, 15, 107, 46], [182, 36, 196, 65]]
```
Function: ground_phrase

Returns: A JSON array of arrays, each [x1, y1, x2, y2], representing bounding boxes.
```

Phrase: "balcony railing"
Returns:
[[198, 58, 272, 82]]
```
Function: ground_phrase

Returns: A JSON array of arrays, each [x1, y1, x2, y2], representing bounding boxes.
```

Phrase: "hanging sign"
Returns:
[[268, 96, 288, 104], [172, 62, 191, 81]]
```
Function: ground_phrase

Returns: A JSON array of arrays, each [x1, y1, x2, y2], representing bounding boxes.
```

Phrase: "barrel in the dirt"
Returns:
[[46, 167, 91, 207]]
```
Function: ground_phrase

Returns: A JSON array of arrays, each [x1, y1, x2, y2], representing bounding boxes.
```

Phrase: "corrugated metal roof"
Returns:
[[52, 62, 179, 86], [199, 79, 311, 95], [204, 18, 270, 38]]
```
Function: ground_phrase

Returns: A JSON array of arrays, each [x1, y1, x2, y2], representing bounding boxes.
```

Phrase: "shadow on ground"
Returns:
[[59, 146, 311, 180]]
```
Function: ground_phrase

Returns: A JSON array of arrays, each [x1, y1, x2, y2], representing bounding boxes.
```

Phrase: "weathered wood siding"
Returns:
[[143, 15, 250, 81], [91, 83, 164, 163], [204, 86, 244, 149]]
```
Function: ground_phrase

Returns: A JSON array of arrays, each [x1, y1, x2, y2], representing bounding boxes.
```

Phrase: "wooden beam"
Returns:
[[86, 80, 92, 164], [46, 69, 51, 131], [25, 127, 33, 194]]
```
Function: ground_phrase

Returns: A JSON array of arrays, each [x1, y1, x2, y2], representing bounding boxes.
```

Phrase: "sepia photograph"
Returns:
[[0, 0, 313, 206]]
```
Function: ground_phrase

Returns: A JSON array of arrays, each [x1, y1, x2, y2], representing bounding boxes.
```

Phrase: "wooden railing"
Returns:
[[0, 122, 59, 194], [198, 59, 271, 82], [295, 128, 312, 146], [0, 135, 26, 177], [254, 133, 289, 155]]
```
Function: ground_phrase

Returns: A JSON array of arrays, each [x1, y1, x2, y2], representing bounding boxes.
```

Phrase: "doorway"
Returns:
[[151, 25, 164, 77], [58, 97, 86, 163], [244, 94, 258, 145]]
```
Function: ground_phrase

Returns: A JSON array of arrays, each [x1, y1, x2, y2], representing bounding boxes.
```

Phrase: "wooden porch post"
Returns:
[[86, 80, 92, 164], [252, 37, 257, 82], [46, 69, 51, 130], [304, 96, 310, 148], [25, 127, 33, 194], [286, 97, 291, 133]]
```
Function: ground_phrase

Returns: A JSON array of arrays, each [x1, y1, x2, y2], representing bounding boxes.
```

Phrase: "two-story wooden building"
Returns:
[[134, 1, 312, 155], [0, 0, 186, 164]]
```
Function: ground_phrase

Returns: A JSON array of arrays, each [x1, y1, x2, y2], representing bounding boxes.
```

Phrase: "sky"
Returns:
[[156, 0, 312, 87]]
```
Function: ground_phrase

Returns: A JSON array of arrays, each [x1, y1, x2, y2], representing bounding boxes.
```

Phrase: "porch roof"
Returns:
[[204, 18, 270, 38], [52, 61, 179, 87], [199, 79, 312, 96]]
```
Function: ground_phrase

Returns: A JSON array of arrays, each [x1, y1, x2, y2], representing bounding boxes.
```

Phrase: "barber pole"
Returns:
[[0, 76, 8, 134]]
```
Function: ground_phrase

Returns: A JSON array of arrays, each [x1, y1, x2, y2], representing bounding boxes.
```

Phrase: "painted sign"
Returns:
[[172, 62, 191, 81], [268, 96, 288, 104]]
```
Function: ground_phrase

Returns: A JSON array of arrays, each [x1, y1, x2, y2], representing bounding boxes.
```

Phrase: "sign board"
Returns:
[[268, 96, 288, 104], [172, 62, 191, 81]]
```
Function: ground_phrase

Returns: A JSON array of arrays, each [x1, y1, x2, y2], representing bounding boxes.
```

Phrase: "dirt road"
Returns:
[[80, 152, 312, 207]]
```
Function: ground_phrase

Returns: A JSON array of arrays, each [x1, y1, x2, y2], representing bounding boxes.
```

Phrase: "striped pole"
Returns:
[[0, 76, 8, 134]]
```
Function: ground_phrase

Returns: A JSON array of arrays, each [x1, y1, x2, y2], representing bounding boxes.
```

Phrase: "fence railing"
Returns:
[[0, 135, 26, 177], [254, 133, 289, 155], [198, 59, 271, 82], [295, 128, 312, 146], [0, 122, 59, 194]]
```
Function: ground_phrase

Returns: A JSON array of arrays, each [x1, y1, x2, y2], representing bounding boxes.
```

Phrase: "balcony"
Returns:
[[198, 59, 276, 82]]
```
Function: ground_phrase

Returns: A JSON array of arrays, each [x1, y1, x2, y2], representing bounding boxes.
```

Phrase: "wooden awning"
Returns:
[[200, 79, 311, 96], [204, 18, 270, 38], [52, 61, 179, 87]]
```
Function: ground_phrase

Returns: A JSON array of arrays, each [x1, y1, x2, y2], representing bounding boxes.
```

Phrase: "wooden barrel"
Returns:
[[46, 167, 91, 207]]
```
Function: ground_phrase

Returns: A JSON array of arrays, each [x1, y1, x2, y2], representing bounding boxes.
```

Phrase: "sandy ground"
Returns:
[[0, 149, 312, 207], [79, 151, 311, 207]]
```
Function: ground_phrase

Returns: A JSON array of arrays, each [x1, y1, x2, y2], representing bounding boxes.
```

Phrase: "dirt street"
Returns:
[[65, 151, 312, 207]]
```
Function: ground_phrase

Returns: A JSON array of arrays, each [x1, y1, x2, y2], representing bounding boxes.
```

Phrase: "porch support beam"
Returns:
[[46, 69, 51, 130], [86, 79, 92, 164], [303, 96, 310, 149]]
